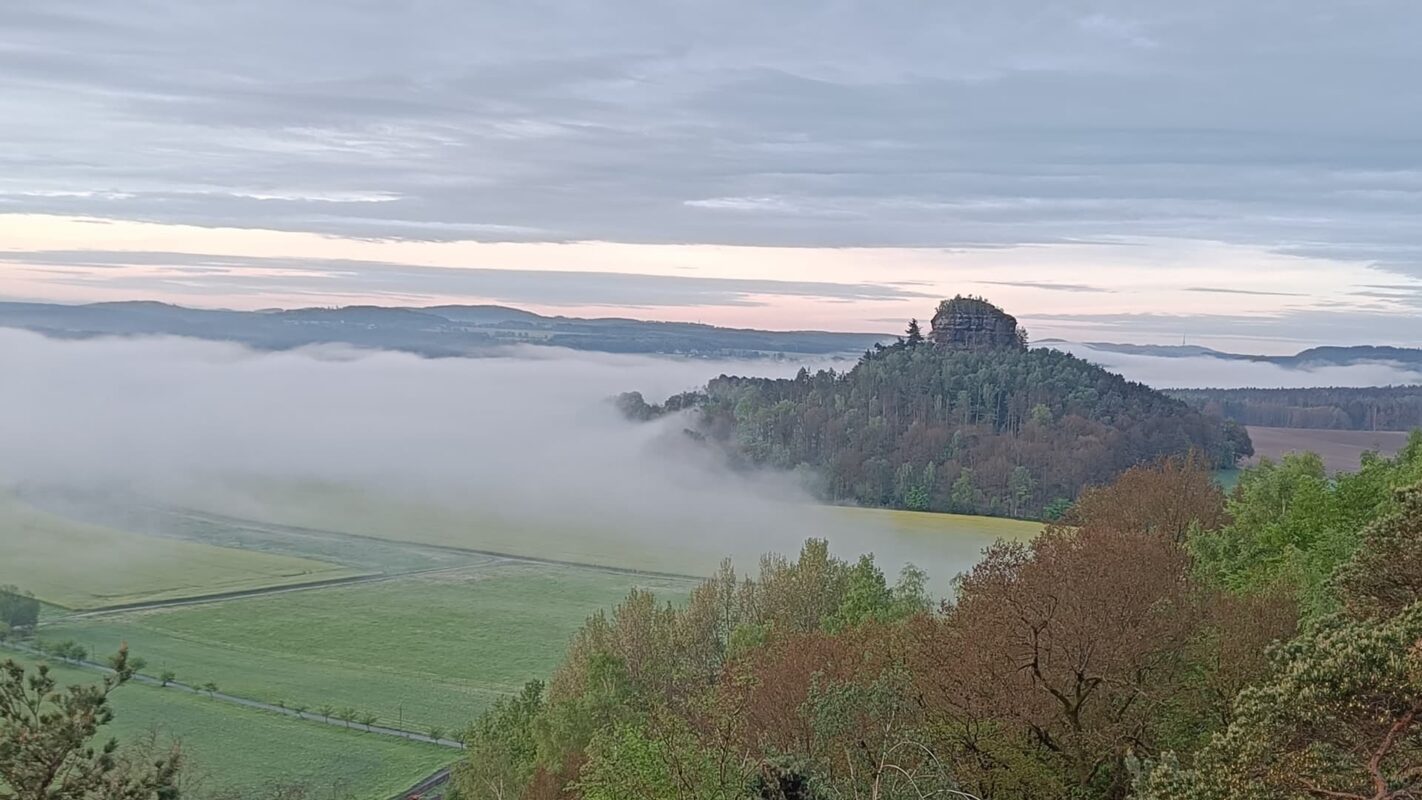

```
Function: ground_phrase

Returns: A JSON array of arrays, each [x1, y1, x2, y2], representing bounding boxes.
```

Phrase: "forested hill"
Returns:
[[0, 300, 888, 358], [627, 298, 1251, 519]]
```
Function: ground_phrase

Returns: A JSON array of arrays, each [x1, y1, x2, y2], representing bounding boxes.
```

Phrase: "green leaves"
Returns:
[[1143, 479, 1422, 800], [686, 329, 1240, 518], [1192, 445, 1422, 617], [452, 680, 545, 800], [0, 647, 181, 800], [1139, 604, 1422, 800]]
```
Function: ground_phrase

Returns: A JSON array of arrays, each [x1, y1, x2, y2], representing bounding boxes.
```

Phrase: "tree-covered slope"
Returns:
[[633, 300, 1251, 518]]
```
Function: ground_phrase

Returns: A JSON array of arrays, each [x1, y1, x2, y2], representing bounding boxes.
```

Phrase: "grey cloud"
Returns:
[[1185, 287, 1309, 298], [1026, 309, 1422, 349], [975, 280, 1112, 293], [1350, 288, 1422, 307], [1, 0, 1422, 279], [0, 250, 934, 307]]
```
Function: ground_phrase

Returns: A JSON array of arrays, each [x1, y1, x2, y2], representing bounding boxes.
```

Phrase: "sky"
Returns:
[[3, 1, 1422, 352]]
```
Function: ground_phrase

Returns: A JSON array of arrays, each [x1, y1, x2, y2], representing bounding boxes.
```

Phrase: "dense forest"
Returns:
[[443, 434, 1422, 800], [624, 299, 1251, 519], [1168, 386, 1422, 431]]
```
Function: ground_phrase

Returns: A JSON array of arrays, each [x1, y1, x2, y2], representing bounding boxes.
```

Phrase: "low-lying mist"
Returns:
[[1058, 344, 1422, 389], [0, 329, 974, 581]]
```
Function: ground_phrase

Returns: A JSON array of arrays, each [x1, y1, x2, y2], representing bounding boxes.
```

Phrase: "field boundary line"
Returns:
[[68, 571, 384, 616], [59, 560, 511, 619], [168, 506, 709, 582]]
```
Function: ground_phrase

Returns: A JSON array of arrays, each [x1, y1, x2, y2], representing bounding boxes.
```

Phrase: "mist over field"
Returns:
[[0, 328, 945, 576], [18, 325, 1412, 586], [1059, 344, 1422, 389]]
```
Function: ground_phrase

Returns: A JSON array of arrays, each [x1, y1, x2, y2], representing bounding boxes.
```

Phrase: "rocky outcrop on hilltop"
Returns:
[[929, 296, 1027, 351]]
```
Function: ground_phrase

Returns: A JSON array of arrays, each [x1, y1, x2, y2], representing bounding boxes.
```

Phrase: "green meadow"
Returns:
[[9, 489, 1040, 798], [0, 494, 360, 609], [5, 655, 453, 800], [43, 562, 696, 732]]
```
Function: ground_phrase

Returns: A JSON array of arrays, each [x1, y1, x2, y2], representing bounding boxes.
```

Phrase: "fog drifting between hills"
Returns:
[[8, 329, 1413, 587], [0, 328, 947, 579], [1058, 344, 1422, 389]]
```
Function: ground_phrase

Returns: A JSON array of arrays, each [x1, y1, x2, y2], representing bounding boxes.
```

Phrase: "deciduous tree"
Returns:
[[1067, 453, 1227, 540], [919, 526, 1200, 799]]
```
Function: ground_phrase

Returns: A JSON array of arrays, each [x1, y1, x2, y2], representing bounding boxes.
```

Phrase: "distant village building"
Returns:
[[929, 296, 1028, 351]]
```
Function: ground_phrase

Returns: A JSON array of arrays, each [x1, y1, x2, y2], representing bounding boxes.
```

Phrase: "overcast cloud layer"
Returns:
[[3, 2, 1422, 345]]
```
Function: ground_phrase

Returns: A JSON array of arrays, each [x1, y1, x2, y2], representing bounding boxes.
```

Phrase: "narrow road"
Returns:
[[0, 640, 466, 749]]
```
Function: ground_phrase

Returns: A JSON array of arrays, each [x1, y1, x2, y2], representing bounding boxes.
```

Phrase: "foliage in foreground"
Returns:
[[1191, 431, 1422, 615], [451, 456, 1332, 800], [1138, 486, 1422, 800], [0, 646, 181, 800]]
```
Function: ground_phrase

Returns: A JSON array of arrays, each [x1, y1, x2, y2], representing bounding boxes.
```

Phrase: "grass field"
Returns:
[[0, 494, 362, 609], [174, 483, 1044, 584], [45, 561, 696, 731], [15, 488, 1040, 798], [1245, 426, 1412, 473], [6, 655, 453, 800], [36, 502, 1036, 734]]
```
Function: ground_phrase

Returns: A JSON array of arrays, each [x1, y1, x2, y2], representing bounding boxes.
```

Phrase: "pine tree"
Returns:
[[904, 318, 924, 346]]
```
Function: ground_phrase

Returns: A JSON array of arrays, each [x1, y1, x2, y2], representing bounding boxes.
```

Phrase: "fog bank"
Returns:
[[1058, 344, 1422, 389], [0, 329, 975, 579]]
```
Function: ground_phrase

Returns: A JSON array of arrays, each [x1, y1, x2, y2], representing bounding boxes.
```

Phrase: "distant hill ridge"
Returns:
[[0, 300, 891, 358]]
